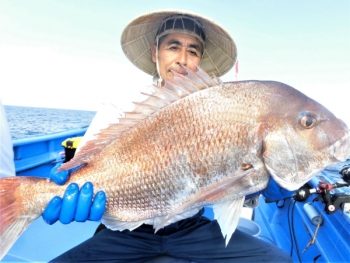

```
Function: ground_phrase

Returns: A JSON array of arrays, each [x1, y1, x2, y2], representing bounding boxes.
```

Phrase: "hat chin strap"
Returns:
[[154, 35, 163, 87]]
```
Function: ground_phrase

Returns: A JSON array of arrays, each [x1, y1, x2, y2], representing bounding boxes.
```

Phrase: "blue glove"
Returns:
[[43, 163, 106, 224], [260, 177, 294, 201], [49, 162, 74, 185]]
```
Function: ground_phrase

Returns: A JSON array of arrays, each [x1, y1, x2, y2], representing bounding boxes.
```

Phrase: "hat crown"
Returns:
[[156, 15, 206, 47]]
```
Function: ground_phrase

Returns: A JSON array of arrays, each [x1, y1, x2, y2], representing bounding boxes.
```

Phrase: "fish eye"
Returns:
[[301, 115, 317, 129]]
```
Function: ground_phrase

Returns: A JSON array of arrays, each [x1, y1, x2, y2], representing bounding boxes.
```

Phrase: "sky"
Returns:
[[0, 0, 349, 126]]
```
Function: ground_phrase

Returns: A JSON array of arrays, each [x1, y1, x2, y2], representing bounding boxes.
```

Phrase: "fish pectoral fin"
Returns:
[[154, 168, 258, 233], [213, 196, 245, 246], [101, 212, 144, 231]]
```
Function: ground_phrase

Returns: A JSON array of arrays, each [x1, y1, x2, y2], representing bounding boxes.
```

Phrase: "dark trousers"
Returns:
[[50, 209, 293, 263]]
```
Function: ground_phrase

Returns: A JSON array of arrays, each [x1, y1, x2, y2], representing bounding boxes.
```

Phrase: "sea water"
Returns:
[[4, 105, 96, 140]]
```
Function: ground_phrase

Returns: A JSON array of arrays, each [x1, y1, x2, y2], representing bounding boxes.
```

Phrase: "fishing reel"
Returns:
[[340, 164, 350, 184], [293, 164, 350, 214]]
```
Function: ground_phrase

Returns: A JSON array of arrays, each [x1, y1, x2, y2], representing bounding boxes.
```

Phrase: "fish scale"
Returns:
[[1, 66, 350, 258]]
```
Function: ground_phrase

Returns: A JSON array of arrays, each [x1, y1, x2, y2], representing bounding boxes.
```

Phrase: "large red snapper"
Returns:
[[0, 66, 349, 258]]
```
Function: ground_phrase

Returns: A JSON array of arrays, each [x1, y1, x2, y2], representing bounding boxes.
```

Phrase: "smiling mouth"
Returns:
[[170, 69, 187, 75]]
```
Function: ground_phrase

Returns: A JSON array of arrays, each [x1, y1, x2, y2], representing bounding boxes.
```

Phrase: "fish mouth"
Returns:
[[329, 131, 350, 162]]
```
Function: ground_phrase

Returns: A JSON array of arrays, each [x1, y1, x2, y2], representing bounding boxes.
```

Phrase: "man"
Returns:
[[44, 10, 293, 262]]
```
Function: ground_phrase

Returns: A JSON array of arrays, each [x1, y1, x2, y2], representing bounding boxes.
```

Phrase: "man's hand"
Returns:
[[42, 163, 106, 224], [49, 163, 72, 185]]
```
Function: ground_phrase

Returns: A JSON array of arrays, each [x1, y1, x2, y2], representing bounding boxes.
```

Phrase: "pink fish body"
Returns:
[[1, 66, 349, 258]]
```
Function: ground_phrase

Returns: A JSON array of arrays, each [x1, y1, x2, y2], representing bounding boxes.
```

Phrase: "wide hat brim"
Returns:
[[121, 9, 237, 77]]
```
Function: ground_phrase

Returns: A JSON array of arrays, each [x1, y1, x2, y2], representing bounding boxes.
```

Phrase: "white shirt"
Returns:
[[0, 99, 15, 177]]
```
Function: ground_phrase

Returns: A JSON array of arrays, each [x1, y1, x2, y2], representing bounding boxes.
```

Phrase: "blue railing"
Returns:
[[13, 128, 87, 175]]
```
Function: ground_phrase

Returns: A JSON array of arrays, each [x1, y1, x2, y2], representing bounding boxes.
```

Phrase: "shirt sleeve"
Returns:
[[0, 99, 16, 177]]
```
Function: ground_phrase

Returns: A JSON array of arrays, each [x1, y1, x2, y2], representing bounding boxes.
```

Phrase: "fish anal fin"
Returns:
[[213, 196, 245, 246], [154, 168, 258, 232]]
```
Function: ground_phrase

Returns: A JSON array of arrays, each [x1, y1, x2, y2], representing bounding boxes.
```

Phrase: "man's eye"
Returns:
[[188, 49, 200, 57], [169, 46, 180, 50]]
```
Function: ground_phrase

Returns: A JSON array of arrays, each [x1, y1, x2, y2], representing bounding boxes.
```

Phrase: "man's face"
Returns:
[[151, 33, 203, 80]]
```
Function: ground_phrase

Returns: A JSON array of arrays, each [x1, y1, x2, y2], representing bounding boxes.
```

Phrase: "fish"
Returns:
[[0, 65, 349, 259]]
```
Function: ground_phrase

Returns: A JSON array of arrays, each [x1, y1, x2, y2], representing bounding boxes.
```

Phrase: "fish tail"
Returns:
[[0, 177, 38, 259]]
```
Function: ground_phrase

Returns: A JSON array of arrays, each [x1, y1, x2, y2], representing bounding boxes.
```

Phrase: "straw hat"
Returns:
[[121, 10, 237, 77]]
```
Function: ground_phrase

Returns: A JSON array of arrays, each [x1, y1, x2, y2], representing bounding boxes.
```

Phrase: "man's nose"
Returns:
[[176, 47, 187, 66]]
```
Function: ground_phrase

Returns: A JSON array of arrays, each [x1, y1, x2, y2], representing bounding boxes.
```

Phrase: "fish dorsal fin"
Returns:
[[59, 65, 221, 171]]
